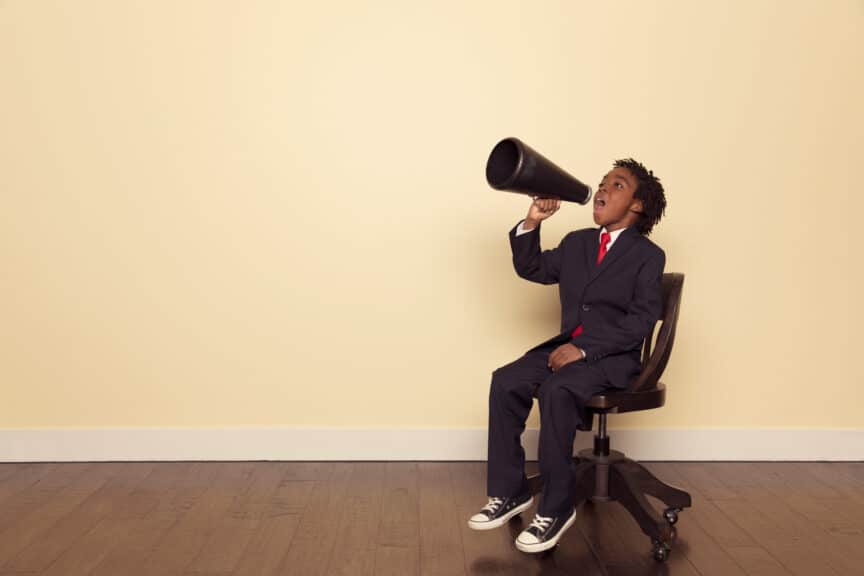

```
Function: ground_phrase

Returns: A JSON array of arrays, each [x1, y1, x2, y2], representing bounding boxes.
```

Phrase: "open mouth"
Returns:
[[594, 198, 607, 209]]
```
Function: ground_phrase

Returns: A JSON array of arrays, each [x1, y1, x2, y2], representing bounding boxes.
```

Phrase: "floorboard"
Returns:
[[0, 461, 861, 575]]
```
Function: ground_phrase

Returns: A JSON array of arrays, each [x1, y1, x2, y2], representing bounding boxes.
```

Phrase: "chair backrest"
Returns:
[[629, 273, 684, 392]]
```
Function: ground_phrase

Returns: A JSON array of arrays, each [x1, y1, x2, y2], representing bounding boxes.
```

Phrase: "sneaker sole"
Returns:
[[467, 496, 534, 531], [514, 508, 578, 553]]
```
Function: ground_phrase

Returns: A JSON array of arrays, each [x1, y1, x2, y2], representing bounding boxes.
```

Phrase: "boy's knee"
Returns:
[[490, 366, 512, 394], [537, 378, 565, 402], [490, 364, 526, 398], [491, 359, 520, 381], [538, 377, 581, 410]]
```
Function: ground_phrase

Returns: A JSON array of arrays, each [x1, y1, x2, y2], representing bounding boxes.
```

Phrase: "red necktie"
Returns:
[[596, 231, 611, 264], [571, 232, 612, 338]]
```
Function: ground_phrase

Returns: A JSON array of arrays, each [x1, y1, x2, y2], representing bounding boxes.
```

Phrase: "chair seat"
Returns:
[[587, 382, 666, 413]]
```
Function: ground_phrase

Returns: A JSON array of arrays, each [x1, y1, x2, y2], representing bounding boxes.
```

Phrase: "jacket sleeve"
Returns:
[[574, 249, 665, 361], [508, 220, 564, 285]]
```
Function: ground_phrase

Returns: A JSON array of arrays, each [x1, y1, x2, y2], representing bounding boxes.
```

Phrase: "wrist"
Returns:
[[523, 217, 540, 230]]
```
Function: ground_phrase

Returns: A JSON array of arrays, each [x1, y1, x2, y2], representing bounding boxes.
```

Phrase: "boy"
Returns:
[[468, 158, 667, 553]]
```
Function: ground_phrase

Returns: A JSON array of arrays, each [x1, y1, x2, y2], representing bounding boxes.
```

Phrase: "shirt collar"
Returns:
[[600, 226, 627, 248]]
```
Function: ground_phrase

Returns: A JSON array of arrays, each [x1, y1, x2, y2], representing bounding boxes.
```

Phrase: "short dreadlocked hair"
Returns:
[[613, 158, 666, 236]]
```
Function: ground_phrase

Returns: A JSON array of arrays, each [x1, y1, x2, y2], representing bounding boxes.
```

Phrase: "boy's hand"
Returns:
[[524, 197, 561, 230], [548, 343, 585, 371]]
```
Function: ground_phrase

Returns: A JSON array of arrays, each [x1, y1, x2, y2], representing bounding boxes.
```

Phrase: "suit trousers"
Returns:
[[487, 345, 613, 517]]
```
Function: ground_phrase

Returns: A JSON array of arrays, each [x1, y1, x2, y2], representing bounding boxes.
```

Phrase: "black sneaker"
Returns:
[[514, 508, 577, 553], [467, 493, 533, 530]]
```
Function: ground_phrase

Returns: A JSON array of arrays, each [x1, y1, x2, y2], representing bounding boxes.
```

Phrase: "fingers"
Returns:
[[548, 344, 579, 372], [526, 198, 551, 226], [532, 197, 561, 215], [548, 348, 560, 371]]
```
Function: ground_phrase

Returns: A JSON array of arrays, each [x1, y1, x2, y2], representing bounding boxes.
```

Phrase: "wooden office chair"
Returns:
[[528, 272, 691, 562]]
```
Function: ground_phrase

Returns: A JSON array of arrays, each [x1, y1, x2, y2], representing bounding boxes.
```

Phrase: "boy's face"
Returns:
[[592, 167, 643, 231]]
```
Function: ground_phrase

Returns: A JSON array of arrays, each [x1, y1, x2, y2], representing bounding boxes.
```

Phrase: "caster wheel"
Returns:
[[664, 507, 681, 526], [652, 540, 670, 562]]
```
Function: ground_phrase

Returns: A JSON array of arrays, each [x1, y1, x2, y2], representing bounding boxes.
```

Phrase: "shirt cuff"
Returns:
[[515, 220, 536, 236]]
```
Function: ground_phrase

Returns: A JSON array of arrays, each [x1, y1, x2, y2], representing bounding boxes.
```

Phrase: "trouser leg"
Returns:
[[536, 362, 610, 517], [486, 348, 550, 497]]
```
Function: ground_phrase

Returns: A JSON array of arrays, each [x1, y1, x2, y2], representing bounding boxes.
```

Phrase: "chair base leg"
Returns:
[[526, 449, 691, 562]]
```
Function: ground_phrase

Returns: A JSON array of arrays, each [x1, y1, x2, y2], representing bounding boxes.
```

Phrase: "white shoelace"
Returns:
[[528, 514, 553, 532], [482, 497, 504, 513]]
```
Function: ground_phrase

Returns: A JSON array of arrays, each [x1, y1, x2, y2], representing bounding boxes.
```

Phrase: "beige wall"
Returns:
[[1, 0, 862, 430]]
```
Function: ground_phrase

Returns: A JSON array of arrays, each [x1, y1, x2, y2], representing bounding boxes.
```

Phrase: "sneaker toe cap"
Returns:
[[469, 513, 490, 523], [516, 530, 541, 545]]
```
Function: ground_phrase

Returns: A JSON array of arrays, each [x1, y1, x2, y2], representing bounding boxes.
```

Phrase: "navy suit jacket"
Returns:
[[508, 221, 666, 389]]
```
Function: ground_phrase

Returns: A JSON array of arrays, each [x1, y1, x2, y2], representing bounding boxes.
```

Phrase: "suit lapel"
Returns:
[[587, 227, 639, 285], [583, 228, 601, 274]]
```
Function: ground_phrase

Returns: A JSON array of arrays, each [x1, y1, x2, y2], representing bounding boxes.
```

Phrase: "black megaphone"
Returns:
[[485, 137, 592, 204]]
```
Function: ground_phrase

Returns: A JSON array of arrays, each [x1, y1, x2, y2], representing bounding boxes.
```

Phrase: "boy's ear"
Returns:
[[629, 198, 644, 214]]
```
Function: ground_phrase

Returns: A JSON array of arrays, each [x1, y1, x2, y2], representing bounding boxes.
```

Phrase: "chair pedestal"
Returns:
[[526, 417, 692, 562]]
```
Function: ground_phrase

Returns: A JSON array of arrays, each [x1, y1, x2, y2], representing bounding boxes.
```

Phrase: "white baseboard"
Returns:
[[1, 427, 862, 462]]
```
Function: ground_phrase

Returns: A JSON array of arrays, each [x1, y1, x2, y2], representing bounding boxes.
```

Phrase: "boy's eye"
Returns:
[[615, 182, 623, 189]]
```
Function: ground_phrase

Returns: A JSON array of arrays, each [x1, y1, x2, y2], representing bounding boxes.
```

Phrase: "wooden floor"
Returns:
[[0, 462, 862, 575]]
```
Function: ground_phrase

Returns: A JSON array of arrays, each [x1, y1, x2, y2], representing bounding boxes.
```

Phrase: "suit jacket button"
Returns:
[[582, 304, 591, 312]]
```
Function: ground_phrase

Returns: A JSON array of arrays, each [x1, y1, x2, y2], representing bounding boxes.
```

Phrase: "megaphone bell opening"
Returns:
[[486, 138, 522, 189]]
